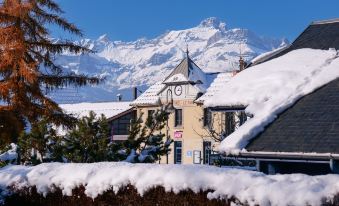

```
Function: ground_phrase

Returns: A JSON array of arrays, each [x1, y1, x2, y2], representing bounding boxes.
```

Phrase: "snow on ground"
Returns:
[[60, 101, 132, 118], [204, 48, 339, 154], [1, 162, 339, 206]]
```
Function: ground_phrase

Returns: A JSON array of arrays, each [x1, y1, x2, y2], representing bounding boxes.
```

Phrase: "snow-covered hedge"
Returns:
[[1, 162, 339, 206]]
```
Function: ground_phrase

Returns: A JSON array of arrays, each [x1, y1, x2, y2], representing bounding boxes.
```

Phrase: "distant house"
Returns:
[[242, 19, 339, 175], [195, 55, 250, 154], [107, 107, 135, 141], [195, 72, 247, 142], [131, 50, 220, 164], [60, 102, 135, 141], [245, 78, 339, 174], [206, 18, 339, 175]]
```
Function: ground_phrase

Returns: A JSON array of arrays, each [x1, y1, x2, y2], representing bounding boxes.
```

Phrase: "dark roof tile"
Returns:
[[246, 78, 339, 154]]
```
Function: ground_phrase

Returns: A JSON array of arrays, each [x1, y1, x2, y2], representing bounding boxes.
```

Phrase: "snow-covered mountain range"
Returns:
[[49, 17, 288, 103]]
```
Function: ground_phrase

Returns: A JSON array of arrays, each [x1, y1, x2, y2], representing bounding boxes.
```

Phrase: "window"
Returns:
[[175, 109, 183, 127], [111, 111, 135, 136], [203, 108, 211, 127], [239, 111, 247, 126], [174, 141, 182, 164], [147, 109, 155, 120], [225, 112, 235, 136], [224, 111, 247, 137], [203, 141, 211, 165]]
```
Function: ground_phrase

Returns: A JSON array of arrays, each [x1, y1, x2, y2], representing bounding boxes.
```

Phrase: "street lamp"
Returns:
[[165, 88, 175, 164]]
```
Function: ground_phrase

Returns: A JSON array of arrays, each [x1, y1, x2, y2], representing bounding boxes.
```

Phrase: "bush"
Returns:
[[3, 185, 232, 206]]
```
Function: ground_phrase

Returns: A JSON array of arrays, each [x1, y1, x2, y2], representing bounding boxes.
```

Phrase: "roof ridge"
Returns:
[[311, 18, 339, 25]]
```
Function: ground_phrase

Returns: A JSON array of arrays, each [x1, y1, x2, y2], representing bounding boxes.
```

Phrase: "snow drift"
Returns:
[[1, 162, 339, 206], [204, 48, 339, 154]]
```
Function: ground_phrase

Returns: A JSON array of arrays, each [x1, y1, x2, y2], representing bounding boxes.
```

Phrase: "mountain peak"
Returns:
[[97, 34, 110, 42], [53, 19, 287, 103], [199, 17, 226, 31]]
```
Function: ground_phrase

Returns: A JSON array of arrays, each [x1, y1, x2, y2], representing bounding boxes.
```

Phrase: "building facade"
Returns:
[[131, 51, 223, 164]]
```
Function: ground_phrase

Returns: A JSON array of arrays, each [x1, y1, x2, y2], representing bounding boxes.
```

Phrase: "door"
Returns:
[[174, 141, 182, 164]]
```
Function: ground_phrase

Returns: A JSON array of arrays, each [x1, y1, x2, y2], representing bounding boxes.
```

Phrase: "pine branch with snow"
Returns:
[[62, 111, 121, 163], [123, 107, 173, 163]]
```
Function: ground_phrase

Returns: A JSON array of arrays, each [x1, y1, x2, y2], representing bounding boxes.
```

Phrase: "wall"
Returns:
[[136, 100, 220, 165]]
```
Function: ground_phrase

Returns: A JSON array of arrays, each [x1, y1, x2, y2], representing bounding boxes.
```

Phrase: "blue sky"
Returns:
[[53, 0, 339, 42]]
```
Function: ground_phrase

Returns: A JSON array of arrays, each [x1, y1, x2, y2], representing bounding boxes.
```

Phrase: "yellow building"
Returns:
[[131, 51, 235, 164]]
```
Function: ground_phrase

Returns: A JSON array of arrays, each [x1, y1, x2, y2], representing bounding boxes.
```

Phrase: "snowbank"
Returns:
[[1, 162, 339, 206], [204, 48, 339, 153]]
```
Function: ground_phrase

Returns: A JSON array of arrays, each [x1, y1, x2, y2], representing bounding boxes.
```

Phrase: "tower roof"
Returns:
[[163, 53, 207, 85]]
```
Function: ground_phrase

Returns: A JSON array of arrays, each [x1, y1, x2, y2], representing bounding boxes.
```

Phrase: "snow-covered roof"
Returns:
[[60, 101, 132, 119], [2, 162, 339, 206], [130, 81, 165, 106], [249, 45, 289, 66], [196, 72, 234, 103], [132, 53, 216, 106], [312, 18, 339, 25], [203, 48, 339, 154]]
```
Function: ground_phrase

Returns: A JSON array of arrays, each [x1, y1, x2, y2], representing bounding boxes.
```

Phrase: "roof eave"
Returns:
[[107, 108, 135, 122], [130, 100, 162, 107], [237, 151, 339, 161], [208, 105, 247, 111], [163, 81, 194, 85]]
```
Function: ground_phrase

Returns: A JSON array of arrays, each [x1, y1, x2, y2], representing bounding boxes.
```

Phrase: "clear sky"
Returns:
[[53, 0, 339, 42]]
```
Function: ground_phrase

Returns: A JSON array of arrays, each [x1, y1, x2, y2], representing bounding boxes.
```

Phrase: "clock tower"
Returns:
[[131, 47, 217, 165]]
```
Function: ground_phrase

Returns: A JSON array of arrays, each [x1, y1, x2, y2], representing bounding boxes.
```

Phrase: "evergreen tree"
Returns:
[[15, 109, 173, 165], [123, 107, 173, 163], [0, 0, 100, 143], [0, 143, 18, 167], [18, 118, 62, 165], [63, 111, 119, 163]]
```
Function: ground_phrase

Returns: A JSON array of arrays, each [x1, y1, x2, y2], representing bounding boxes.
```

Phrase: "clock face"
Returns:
[[174, 85, 183, 96]]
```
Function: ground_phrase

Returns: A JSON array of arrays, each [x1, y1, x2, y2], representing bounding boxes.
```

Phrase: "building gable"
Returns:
[[132, 51, 215, 106]]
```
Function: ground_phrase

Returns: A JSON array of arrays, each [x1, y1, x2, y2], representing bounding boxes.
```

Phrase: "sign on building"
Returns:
[[174, 131, 183, 138], [193, 150, 201, 164]]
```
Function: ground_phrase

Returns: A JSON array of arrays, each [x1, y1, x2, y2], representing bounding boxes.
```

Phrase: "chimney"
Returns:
[[239, 56, 246, 72], [133, 87, 138, 100], [116, 94, 122, 101]]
